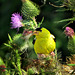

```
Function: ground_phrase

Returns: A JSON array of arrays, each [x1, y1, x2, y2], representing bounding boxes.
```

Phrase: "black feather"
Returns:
[[54, 38, 56, 42], [32, 38, 36, 45], [53, 36, 56, 42], [35, 27, 42, 32]]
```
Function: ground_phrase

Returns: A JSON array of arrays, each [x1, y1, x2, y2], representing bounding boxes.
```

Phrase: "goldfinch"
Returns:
[[33, 27, 56, 54]]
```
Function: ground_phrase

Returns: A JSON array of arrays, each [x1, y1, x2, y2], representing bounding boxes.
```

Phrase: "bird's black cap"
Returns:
[[35, 27, 42, 32]]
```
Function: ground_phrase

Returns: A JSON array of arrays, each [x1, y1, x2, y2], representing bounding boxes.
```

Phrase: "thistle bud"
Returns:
[[64, 27, 74, 38], [21, 0, 40, 19], [64, 27, 75, 54]]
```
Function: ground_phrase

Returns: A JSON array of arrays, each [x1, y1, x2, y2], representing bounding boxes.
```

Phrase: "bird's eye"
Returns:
[[35, 27, 42, 32]]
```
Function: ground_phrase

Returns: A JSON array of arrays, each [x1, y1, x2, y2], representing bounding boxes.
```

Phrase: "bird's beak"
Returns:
[[33, 31, 39, 35]]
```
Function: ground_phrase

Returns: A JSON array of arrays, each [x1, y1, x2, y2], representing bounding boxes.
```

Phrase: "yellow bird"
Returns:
[[33, 27, 56, 54]]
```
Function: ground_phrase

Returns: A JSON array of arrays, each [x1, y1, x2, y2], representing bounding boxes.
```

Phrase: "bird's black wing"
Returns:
[[32, 38, 36, 45]]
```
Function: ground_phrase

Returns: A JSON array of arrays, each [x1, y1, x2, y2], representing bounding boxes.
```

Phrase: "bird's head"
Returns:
[[33, 27, 51, 38]]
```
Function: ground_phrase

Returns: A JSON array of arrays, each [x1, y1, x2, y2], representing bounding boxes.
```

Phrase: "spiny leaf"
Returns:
[[67, 37, 75, 54], [55, 17, 75, 23], [0, 57, 4, 65], [12, 34, 28, 52], [22, 20, 33, 25], [63, 21, 73, 28], [56, 8, 70, 12], [67, 64, 75, 66], [8, 34, 12, 43], [28, 68, 35, 74], [73, 36, 75, 44], [4, 43, 12, 48], [38, 17, 44, 27]]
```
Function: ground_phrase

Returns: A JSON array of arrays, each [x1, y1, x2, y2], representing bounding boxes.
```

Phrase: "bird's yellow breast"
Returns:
[[34, 37, 55, 54]]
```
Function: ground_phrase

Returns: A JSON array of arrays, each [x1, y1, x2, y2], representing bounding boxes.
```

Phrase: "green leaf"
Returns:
[[67, 64, 75, 66], [31, 17, 37, 27], [0, 57, 4, 65], [55, 17, 75, 23], [38, 17, 44, 27], [67, 37, 75, 54], [73, 36, 75, 44], [22, 20, 33, 25], [56, 8, 70, 12], [8, 34, 12, 43], [22, 69, 27, 75], [4, 43, 12, 48], [28, 68, 35, 74], [63, 21, 73, 28]]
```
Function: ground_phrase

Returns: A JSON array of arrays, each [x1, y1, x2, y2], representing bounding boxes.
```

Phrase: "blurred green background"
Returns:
[[0, 0, 73, 61]]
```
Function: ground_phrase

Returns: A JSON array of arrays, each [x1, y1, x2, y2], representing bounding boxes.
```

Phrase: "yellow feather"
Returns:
[[33, 27, 56, 54]]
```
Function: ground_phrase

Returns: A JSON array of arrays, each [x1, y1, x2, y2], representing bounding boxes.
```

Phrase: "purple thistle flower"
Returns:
[[11, 13, 23, 31], [64, 27, 74, 37]]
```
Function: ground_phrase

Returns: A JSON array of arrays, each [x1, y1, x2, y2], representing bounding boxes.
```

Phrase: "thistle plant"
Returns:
[[49, 0, 75, 55], [50, 0, 75, 28], [1, 0, 75, 75], [0, 58, 6, 75], [21, 0, 40, 20], [64, 27, 75, 54], [2, 0, 42, 74]]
